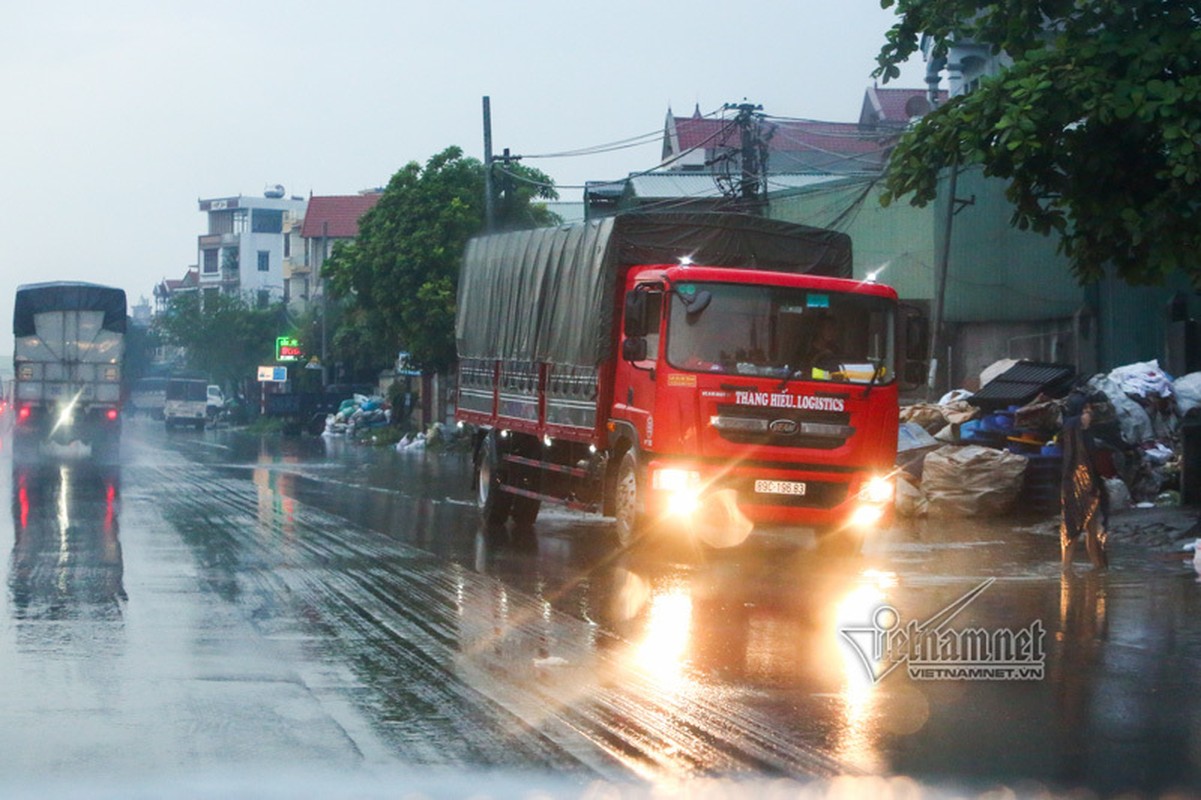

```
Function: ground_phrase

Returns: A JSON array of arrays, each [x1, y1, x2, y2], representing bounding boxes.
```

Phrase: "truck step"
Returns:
[[502, 453, 590, 479], [499, 483, 596, 512]]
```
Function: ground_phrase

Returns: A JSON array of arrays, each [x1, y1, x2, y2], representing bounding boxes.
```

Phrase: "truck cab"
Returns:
[[609, 265, 899, 549]]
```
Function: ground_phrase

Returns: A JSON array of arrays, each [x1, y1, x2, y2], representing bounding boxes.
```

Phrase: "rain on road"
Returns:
[[1, 419, 1200, 796]]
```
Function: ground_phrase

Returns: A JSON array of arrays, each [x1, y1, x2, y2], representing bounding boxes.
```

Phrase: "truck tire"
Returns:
[[613, 450, 645, 547], [478, 431, 513, 526], [511, 495, 541, 527]]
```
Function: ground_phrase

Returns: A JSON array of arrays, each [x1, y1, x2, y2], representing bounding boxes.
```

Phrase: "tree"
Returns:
[[156, 292, 283, 389], [322, 146, 558, 374], [876, 0, 1201, 286]]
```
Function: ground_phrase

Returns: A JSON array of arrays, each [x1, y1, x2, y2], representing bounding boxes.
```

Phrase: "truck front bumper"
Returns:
[[642, 459, 895, 540]]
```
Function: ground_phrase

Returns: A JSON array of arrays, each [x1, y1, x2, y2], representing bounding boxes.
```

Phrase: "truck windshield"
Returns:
[[167, 380, 208, 401], [665, 282, 896, 384]]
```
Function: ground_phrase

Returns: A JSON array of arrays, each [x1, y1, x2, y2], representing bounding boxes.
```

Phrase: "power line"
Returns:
[[495, 117, 740, 191], [520, 129, 665, 159]]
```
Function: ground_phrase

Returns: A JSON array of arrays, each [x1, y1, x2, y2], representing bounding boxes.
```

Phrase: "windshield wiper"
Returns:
[[776, 365, 802, 392], [861, 361, 882, 399]]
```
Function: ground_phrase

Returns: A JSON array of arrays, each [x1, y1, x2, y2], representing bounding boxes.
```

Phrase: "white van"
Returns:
[[206, 384, 225, 419], [164, 378, 208, 430]]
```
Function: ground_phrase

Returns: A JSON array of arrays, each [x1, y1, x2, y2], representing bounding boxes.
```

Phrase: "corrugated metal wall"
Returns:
[[936, 167, 1084, 322], [768, 176, 935, 301], [768, 167, 1193, 372]]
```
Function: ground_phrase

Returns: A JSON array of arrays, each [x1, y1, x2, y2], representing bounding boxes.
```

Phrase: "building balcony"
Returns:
[[198, 233, 240, 248]]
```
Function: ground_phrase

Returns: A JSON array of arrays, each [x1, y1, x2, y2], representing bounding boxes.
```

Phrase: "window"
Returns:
[[252, 209, 283, 233], [283, 233, 291, 258], [202, 249, 218, 274], [222, 247, 239, 272], [257, 290, 270, 309], [257, 251, 269, 272]]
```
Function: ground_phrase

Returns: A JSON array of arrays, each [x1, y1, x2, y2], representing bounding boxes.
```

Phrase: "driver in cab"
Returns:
[[806, 315, 844, 380]]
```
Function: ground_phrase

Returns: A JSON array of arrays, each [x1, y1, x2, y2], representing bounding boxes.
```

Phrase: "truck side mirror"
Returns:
[[623, 289, 649, 338], [622, 337, 648, 362]]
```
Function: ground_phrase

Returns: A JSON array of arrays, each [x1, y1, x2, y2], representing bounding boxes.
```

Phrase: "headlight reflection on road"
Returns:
[[631, 579, 693, 691], [57, 465, 72, 566], [830, 569, 896, 773]]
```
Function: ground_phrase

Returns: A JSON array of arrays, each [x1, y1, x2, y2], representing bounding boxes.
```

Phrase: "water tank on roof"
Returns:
[[264, 184, 286, 198]]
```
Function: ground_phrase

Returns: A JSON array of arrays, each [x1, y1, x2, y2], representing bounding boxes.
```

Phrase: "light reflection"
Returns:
[[830, 570, 897, 773], [633, 582, 692, 690], [10, 463, 126, 619], [57, 465, 71, 567]]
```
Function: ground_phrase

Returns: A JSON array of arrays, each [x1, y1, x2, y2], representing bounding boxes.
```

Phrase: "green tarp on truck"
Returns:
[[455, 212, 852, 369]]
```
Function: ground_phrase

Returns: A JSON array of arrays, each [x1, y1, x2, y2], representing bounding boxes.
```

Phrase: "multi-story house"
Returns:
[[196, 187, 307, 307], [294, 193, 381, 308]]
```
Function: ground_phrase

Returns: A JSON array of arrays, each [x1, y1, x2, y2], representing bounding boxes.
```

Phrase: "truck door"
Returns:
[[614, 284, 663, 448]]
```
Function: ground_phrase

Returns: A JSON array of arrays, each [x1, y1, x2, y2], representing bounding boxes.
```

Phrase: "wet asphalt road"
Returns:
[[2, 419, 1200, 796]]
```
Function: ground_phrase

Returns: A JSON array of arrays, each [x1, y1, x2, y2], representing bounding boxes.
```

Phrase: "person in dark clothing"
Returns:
[[1060, 391, 1110, 571]]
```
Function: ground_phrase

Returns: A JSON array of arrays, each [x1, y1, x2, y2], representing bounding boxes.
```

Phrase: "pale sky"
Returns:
[[0, 1, 929, 352]]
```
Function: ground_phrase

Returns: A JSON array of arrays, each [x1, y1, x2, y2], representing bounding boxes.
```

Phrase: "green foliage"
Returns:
[[876, 0, 1201, 286], [321, 145, 558, 374], [121, 322, 161, 387], [156, 292, 283, 387]]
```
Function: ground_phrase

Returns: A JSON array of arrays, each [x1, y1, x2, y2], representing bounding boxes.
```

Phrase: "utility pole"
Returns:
[[723, 101, 769, 214], [495, 148, 521, 227], [320, 220, 329, 388], [482, 96, 495, 233], [926, 153, 974, 401]]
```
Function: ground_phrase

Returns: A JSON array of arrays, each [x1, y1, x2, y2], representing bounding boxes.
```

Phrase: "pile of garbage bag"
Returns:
[[323, 394, 391, 437], [898, 358, 1197, 517]]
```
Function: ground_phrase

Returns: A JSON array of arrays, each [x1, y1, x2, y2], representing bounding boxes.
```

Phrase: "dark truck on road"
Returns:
[[12, 281, 126, 459], [262, 384, 376, 434]]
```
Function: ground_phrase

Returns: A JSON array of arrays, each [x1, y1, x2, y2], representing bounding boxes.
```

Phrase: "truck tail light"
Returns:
[[106, 408, 119, 422], [17, 405, 31, 422]]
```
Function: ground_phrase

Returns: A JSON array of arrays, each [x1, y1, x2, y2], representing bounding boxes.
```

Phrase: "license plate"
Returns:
[[755, 479, 807, 496]]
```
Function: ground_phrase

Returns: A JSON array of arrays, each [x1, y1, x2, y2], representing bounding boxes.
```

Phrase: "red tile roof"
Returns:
[[301, 194, 382, 239], [864, 86, 949, 124], [673, 117, 885, 157]]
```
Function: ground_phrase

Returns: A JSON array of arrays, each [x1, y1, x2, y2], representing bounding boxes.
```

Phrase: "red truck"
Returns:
[[455, 213, 901, 552]]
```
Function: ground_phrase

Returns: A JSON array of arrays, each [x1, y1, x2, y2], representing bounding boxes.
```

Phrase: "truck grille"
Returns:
[[711, 403, 853, 449]]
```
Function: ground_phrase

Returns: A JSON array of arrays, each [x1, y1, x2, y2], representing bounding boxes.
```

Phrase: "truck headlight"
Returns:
[[861, 476, 895, 504], [652, 468, 703, 517], [652, 468, 701, 493]]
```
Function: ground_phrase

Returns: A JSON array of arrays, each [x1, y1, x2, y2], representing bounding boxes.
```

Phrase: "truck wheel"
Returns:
[[613, 450, 644, 547], [478, 431, 513, 526], [511, 495, 541, 527]]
